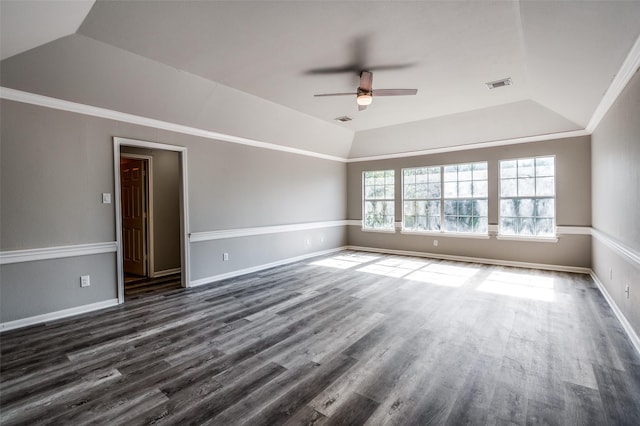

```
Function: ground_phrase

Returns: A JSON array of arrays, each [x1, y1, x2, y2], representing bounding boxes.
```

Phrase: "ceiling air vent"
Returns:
[[335, 116, 352, 122], [486, 78, 512, 90]]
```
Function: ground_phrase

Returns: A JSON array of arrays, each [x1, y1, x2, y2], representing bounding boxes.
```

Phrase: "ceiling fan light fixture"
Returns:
[[357, 93, 373, 106]]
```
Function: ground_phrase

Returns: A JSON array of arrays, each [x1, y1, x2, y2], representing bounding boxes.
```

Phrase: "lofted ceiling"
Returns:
[[2, 0, 640, 156]]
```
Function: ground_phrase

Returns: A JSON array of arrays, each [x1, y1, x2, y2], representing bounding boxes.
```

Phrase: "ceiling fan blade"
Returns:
[[358, 104, 368, 111], [314, 92, 357, 97], [359, 71, 373, 92], [305, 65, 361, 75], [372, 89, 418, 96], [367, 63, 416, 72]]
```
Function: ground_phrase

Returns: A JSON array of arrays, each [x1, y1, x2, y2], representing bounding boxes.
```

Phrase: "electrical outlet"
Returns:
[[80, 275, 91, 287], [223, 253, 229, 261], [433, 240, 438, 247], [102, 193, 111, 204]]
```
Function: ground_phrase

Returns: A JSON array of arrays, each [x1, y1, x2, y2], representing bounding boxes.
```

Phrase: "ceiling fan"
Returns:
[[314, 71, 417, 111]]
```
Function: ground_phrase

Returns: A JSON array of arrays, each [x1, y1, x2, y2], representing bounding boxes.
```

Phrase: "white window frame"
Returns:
[[362, 169, 395, 232], [402, 161, 489, 237], [498, 155, 557, 241]]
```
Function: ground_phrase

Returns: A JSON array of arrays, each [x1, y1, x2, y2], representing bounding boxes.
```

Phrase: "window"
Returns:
[[363, 170, 395, 230], [443, 162, 488, 233], [499, 156, 555, 237], [403, 166, 441, 231], [402, 162, 488, 234]]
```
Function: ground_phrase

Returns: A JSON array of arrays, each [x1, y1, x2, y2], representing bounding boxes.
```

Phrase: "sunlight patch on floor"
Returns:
[[477, 271, 555, 302], [311, 253, 380, 269], [405, 263, 481, 287]]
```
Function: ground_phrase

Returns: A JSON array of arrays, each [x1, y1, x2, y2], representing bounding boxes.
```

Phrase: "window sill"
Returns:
[[400, 230, 490, 239], [361, 227, 396, 234], [496, 235, 558, 243]]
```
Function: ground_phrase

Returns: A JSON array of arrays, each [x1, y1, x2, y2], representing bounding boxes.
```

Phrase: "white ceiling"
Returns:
[[2, 0, 640, 152]]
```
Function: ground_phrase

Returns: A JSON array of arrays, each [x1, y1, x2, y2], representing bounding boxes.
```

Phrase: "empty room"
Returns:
[[1, 1, 639, 424]]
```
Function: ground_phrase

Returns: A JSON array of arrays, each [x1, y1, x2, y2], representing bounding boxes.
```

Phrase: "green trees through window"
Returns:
[[402, 162, 488, 234], [499, 156, 555, 236], [363, 170, 395, 230]]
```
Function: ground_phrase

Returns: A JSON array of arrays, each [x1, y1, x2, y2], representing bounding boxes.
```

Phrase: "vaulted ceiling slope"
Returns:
[[2, 1, 640, 159]]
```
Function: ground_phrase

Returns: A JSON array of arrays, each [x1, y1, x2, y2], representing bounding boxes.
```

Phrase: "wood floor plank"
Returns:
[[1, 250, 639, 425]]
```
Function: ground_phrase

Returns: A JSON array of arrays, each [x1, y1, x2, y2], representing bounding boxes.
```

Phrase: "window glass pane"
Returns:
[[519, 218, 534, 235], [428, 200, 441, 215], [458, 181, 472, 198], [501, 179, 517, 197], [517, 159, 535, 178], [501, 218, 517, 235], [499, 156, 556, 237], [501, 160, 517, 178], [535, 218, 554, 236], [518, 178, 535, 197], [444, 216, 457, 232], [458, 217, 472, 233], [473, 200, 488, 217], [427, 183, 441, 198], [404, 184, 415, 199], [475, 217, 488, 233], [536, 198, 554, 218], [458, 164, 472, 181], [536, 177, 554, 196], [403, 168, 415, 180], [416, 201, 427, 216], [459, 200, 473, 216], [500, 199, 516, 217], [428, 216, 441, 231], [473, 181, 488, 197], [444, 182, 457, 198], [385, 184, 394, 199], [364, 169, 394, 229], [406, 200, 416, 214], [428, 167, 441, 181], [415, 169, 429, 183], [404, 215, 415, 229], [473, 163, 488, 180], [517, 198, 535, 217], [415, 183, 428, 198], [444, 165, 457, 181], [444, 200, 457, 216], [535, 157, 554, 177]]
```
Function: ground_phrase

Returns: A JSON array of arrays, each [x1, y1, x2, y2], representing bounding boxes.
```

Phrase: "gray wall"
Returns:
[[347, 136, 592, 268], [121, 146, 181, 273], [0, 99, 347, 323], [591, 69, 640, 335]]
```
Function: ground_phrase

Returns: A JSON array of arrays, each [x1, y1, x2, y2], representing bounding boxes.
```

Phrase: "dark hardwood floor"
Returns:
[[2, 250, 639, 425]]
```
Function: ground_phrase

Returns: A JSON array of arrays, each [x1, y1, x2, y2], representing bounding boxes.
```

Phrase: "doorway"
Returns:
[[114, 137, 190, 303]]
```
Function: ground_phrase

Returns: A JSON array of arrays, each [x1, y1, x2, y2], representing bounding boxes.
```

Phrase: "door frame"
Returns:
[[120, 154, 154, 278], [113, 137, 190, 304]]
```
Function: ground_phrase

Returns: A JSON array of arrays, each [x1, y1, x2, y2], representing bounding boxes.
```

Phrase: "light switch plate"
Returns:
[[102, 193, 111, 204]]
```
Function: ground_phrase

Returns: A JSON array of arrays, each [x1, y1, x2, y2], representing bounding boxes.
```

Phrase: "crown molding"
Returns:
[[587, 34, 640, 133], [0, 87, 347, 163]]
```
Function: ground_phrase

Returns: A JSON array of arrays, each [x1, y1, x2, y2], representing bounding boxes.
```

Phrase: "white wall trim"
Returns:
[[0, 299, 119, 332], [0, 242, 117, 265], [114, 137, 191, 301], [0, 87, 347, 163], [590, 272, 640, 356], [591, 228, 640, 269], [347, 130, 590, 163], [153, 268, 182, 278], [190, 246, 346, 287], [345, 245, 591, 274], [586, 33, 640, 133], [556, 226, 592, 235], [189, 220, 348, 243]]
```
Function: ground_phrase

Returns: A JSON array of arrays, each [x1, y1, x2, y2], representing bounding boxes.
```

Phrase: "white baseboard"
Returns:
[[346, 245, 591, 274], [152, 268, 182, 278], [0, 299, 120, 332], [590, 272, 640, 356], [189, 247, 346, 287]]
